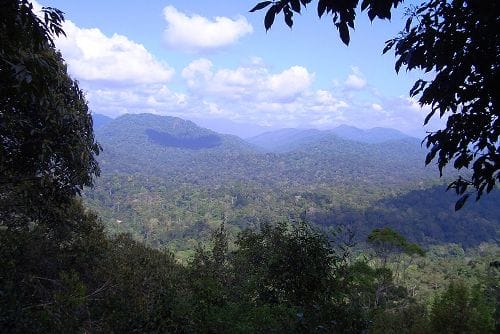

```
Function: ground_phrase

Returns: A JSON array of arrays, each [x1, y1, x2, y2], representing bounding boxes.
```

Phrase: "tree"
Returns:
[[0, 0, 101, 222], [251, 0, 499, 208], [0, 2, 103, 330], [429, 281, 495, 333]]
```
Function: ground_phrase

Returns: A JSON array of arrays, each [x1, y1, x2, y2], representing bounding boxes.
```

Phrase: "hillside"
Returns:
[[84, 113, 499, 252]]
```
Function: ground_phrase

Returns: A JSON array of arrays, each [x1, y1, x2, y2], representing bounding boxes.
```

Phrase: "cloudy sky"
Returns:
[[35, 0, 440, 137]]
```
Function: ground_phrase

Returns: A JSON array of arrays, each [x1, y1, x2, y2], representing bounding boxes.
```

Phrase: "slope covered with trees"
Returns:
[[83, 114, 499, 254]]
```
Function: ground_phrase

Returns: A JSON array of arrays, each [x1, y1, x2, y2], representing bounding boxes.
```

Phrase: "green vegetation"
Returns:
[[1, 1, 498, 333], [83, 113, 499, 253]]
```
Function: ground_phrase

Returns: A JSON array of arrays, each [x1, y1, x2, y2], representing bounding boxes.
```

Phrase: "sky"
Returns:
[[35, 0, 441, 138]]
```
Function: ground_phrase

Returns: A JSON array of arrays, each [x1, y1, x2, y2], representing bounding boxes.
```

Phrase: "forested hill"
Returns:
[[85, 113, 499, 252], [247, 125, 413, 152]]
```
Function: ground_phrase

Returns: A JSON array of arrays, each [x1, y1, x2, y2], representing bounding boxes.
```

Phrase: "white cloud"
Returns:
[[344, 66, 367, 90], [163, 6, 253, 53], [268, 66, 314, 101], [56, 21, 174, 84], [371, 103, 383, 111], [182, 59, 314, 102], [83, 83, 189, 118], [179, 60, 351, 128]]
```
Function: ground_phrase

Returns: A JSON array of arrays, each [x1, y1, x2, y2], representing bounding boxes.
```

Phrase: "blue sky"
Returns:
[[35, 0, 439, 137]]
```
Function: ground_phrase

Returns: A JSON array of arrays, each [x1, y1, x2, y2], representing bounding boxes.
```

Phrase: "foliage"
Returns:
[[0, 0, 100, 213], [385, 0, 499, 207], [368, 227, 425, 266], [429, 281, 495, 333], [250, 0, 403, 45], [251, 0, 499, 207], [0, 200, 108, 333], [185, 222, 409, 333]]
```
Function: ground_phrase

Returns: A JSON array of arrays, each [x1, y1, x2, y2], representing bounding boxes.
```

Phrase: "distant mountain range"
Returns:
[[247, 125, 414, 152], [85, 113, 499, 250], [91, 113, 427, 182]]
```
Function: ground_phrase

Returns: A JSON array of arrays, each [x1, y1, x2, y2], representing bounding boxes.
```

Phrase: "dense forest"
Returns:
[[85, 114, 499, 256], [1, 1, 499, 333]]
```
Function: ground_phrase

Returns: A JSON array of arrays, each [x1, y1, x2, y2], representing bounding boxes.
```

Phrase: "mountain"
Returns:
[[92, 113, 113, 130], [185, 117, 279, 139], [84, 113, 498, 252], [247, 125, 414, 152], [246, 128, 325, 152], [95, 113, 259, 175], [96, 113, 254, 151], [330, 125, 412, 143]]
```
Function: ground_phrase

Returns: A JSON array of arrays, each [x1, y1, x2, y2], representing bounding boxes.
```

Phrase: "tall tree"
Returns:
[[251, 0, 499, 208], [0, 0, 101, 223]]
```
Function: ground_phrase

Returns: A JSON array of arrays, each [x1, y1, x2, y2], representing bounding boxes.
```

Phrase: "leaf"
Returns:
[[318, 0, 327, 18], [424, 109, 436, 125], [368, 9, 376, 21], [454, 194, 469, 211], [284, 7, 294, 28], [249, 1, 272, 12], [264, 6, 277, 30], [361, 0, 370, 11], [383, 39, 395, 54], [291, 0, 301, 13], [425, 145, 439, 165], [405, 17, 412, 32], [338, 22, 350, 45]]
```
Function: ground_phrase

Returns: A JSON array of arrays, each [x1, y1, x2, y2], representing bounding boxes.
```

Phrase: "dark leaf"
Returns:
[[454, 194, 469, 211], [361, 0, 370, 11], [285, 9, 294, 28], [264, 6, 277, 30], [318, 0, 327, 17], [405, 17, 412, 32], [338, 22, 350, 45], [368, 9, 376, 21], [249, 1, 272, 12], [383, 39, 395, 54], [424, 110, 436, 125], [291, 0, 301, 13]]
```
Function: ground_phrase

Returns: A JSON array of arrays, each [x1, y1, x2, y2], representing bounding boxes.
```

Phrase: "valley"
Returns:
[[85, 113, 499, 256]]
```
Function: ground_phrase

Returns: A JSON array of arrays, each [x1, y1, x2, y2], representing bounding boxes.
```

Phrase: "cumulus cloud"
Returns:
[[56, 21, 175, 85], [163, 6, 253, 52], [179, 60, 351, 128], [83, 84, 190, 118], [182, 59, 314, 102], [344, 66, 367, 90]]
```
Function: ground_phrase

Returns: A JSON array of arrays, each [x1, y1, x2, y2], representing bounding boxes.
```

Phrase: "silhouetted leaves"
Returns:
[[454, 194, 470, 211], [249, 1, 272, 13], [338, 22, 350, 45], [264, 5, 277, 30], [252, 0, 403, 44]]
